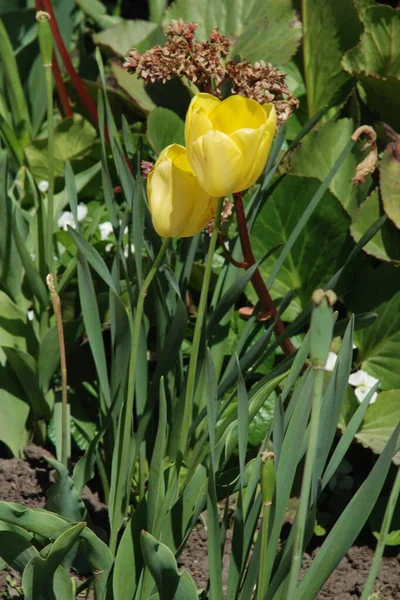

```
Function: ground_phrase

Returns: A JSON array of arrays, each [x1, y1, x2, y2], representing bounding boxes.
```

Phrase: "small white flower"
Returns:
[[325, 352, 338, 372], [105, 243, 113, 252], [99, 221, 114, 240], [354, 385, 378, 405], [77, 203, 88, 221], [57, 203, 87, 231], [348, 369, 379, 404], [38, 180, 49, 193], [124, 243, 135, 258], [27, 309, 34, 321], [58, 211, 75, 230]]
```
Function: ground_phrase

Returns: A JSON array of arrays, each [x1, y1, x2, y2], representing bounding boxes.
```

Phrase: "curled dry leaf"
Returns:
[[351, 125, 378, 185]]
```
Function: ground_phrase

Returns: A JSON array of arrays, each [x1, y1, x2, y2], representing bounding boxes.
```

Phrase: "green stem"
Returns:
[[257, 502, 272, 600], [45, 62, 55, 277], [286, 366, 325, 598], [257, 453, 276, 600], [108, 237, 171, 555], [360, 466, 400, 600], [178, 197, 224, 460], [37, 11, 55, 277]]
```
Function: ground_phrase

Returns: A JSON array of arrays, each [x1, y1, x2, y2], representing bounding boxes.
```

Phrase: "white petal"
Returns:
[[27, 310, 34, 321], [105, 243, 113, 252], [354, 385, 378, 404], [77, 203, 88, 221], [348, 369, 379, 388], [124, 243, 135, 258], [57, 212, 76, 230], [38, 180, 49, 193], [99, 221, 114, 240], [324, 352, 338, 372]]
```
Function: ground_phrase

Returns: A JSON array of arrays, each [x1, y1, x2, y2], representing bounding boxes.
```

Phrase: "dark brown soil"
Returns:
[[0, 449, 399, 599], [178, 523, 400, 599]]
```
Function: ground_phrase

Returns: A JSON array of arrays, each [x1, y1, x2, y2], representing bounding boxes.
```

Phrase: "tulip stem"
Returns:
[[179, 197, 224, 458], [218, 232, 248, 269], [233, 191, 296, 357]]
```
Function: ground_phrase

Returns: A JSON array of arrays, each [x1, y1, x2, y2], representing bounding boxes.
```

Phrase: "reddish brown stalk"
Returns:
[[37, 0, 98, 125], [51, 51, 73, 118], [218, 233, 248, 269], [233, 192, 296, 356]]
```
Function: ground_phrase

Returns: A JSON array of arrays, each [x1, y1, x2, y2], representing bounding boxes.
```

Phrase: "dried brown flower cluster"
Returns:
[[123, 19, 298, 125]]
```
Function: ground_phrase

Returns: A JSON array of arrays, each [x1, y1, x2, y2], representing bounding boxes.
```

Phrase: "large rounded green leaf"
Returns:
[[249, 175, 350, 321], [164, 0, 302, 65], [342, 6, 400, 130], [299, 0, 362, 116], [354, 291, 400, 389], [288, 118, 370, 215], [380, 143, 400, 229], [350, 189, 400, 262], [355, 391, 400, 463]]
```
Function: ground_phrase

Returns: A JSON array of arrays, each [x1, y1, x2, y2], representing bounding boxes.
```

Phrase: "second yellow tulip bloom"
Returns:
[[147, 144, 217, 238], [185, 93, 277, 197]]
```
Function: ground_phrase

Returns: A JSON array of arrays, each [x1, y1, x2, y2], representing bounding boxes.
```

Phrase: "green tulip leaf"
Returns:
[[342, 6, 400, 130], [354, 291, 400, 390], [0, 291, 37, 354], [355, 391, 400, 464], [288, 118, 370, 215], [248, 391, 277, 446], [44, 458, 86, 522], [0, 362, 30, 456], [299, 0, 362, 116], [350, 188, 400, 262], [380, 143, 400, 229], [22, 523, 84, 600], [164, 0, 302, 65], [249, 176, 350, 321], [147, 108, 185, 154], [140, 531, 198, 600]]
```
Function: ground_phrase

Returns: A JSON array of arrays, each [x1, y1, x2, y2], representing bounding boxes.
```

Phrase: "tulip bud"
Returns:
[[185, 93, 277, 197], [147, 144, 217, 238]]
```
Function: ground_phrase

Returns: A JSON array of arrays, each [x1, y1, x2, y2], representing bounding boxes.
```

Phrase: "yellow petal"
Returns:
[[263, 103, 277, 134], [190, 129, 243, 197], [229, 125, 268, 192], [208, 95, 266, 134], [185, 93, 220, 159], [147, 144, 215, 238]]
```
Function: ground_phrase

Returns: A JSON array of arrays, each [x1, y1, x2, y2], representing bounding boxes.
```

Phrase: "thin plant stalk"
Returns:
[[285, 365, 325, 598], [109, 237, 171, 554], [360, 466, 400, 600], [257, 452, 276, 600], [233, 192, 295, 357], [178, 196, 224, 459], [46, 274, 69, 467], [37, 11, 55, 276]]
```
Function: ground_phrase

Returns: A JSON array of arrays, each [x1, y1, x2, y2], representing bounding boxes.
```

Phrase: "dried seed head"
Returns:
[[123, 20, 298, 124]]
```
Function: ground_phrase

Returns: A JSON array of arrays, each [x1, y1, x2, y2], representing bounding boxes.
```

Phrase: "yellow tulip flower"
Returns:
[[185, 93, 277, 197], [147, 144, 217, 238]]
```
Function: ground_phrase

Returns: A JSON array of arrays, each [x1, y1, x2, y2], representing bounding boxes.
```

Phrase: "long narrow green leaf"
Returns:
[[0, 18, 31, 148], [321, 381, 380, 490], [206, 349, 223, 600], [297, 423, 400, 600], [12, 210, 48, 310], [147, 378, 167, 533], [68, 227, 119, 295], [77, 255, 112, 409]]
